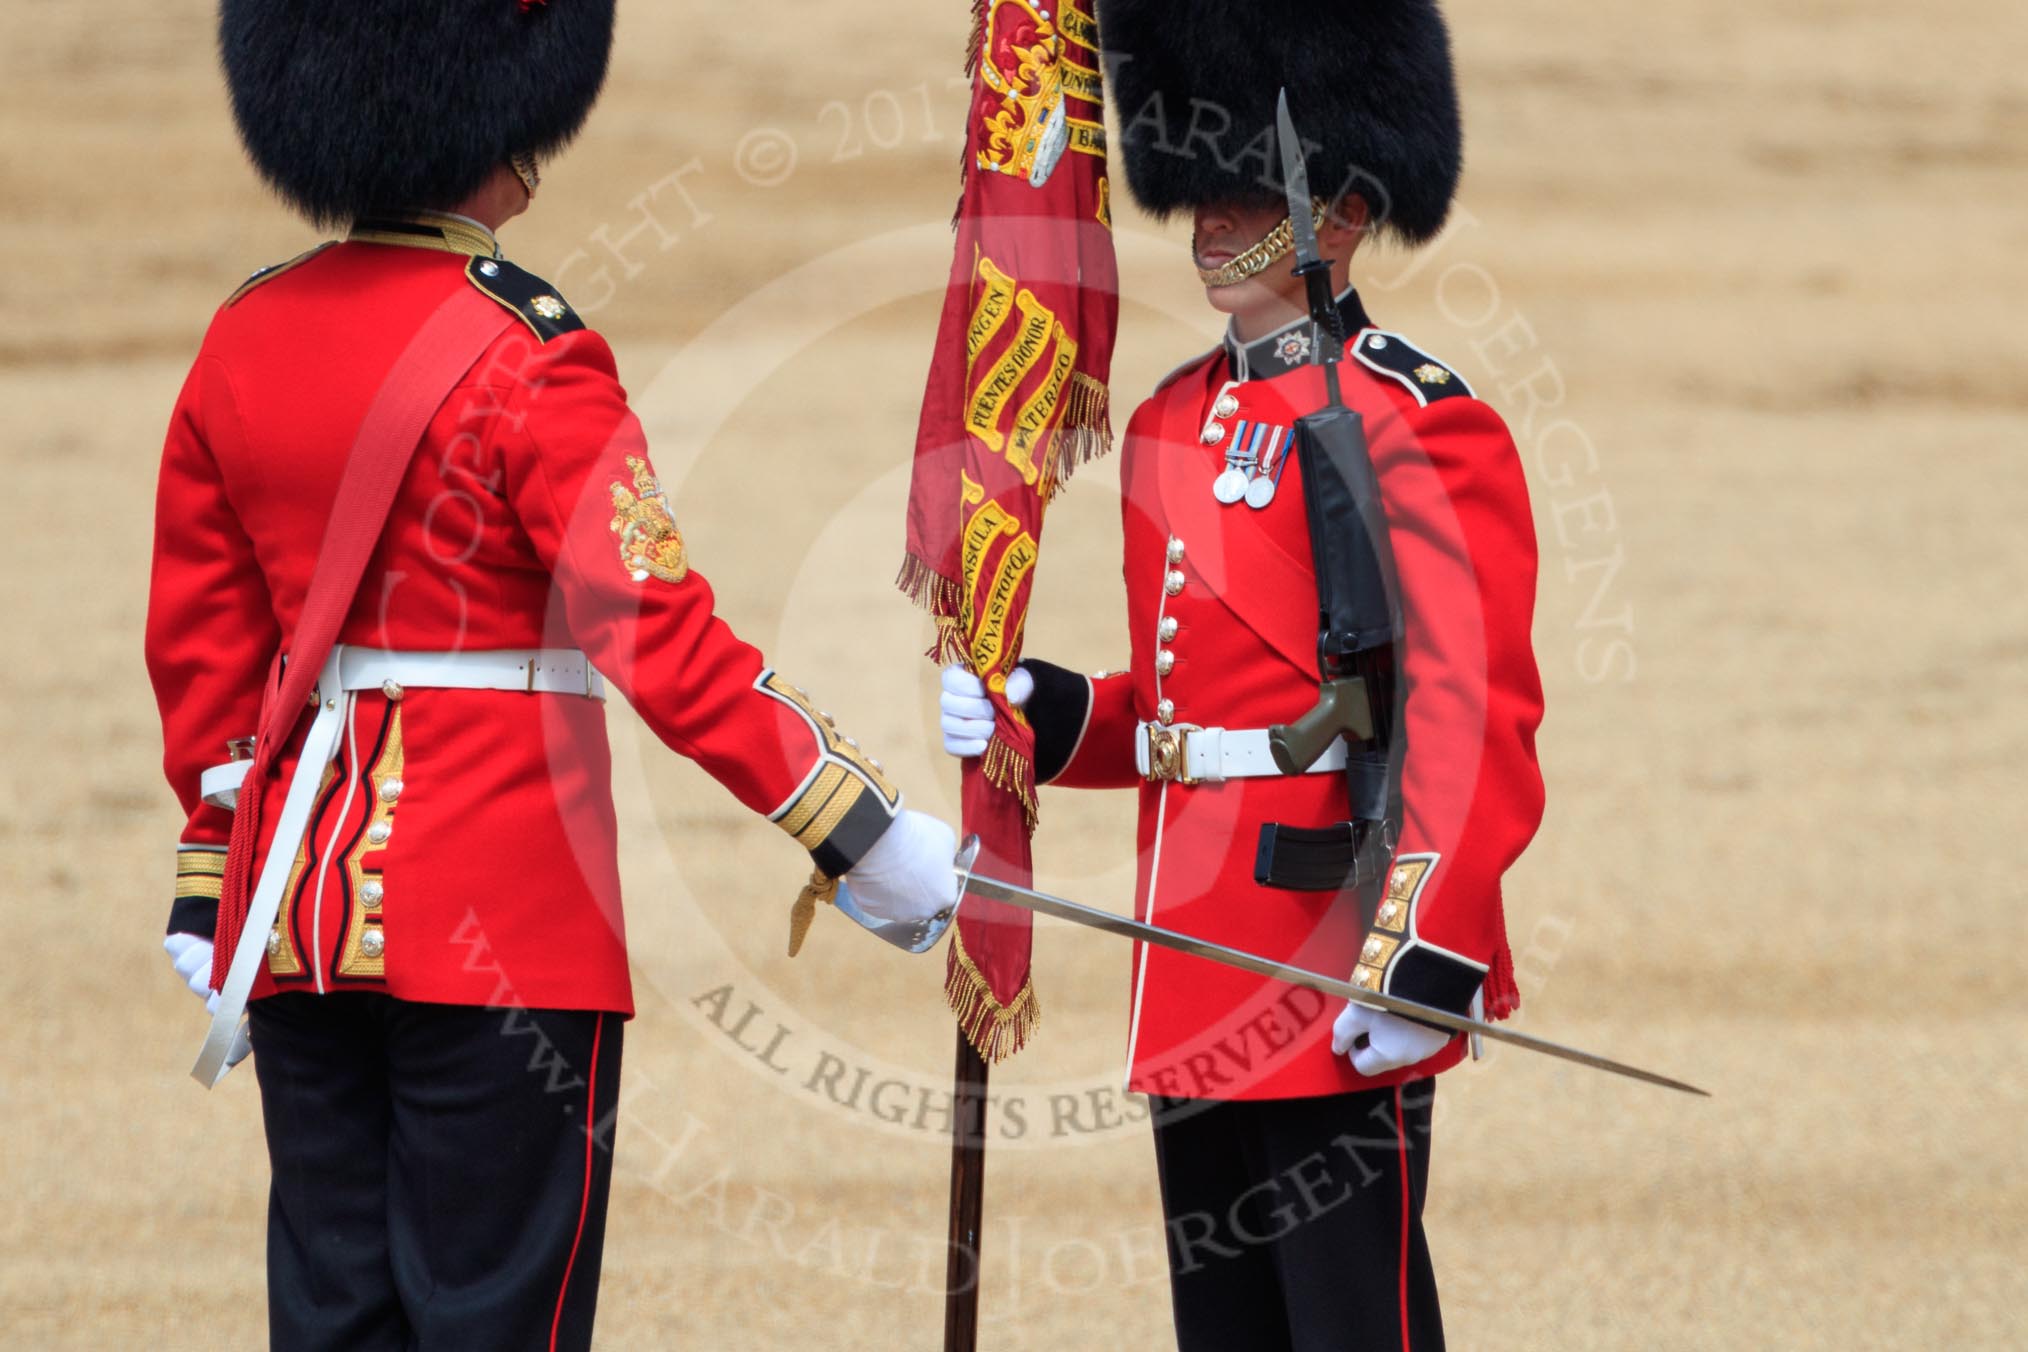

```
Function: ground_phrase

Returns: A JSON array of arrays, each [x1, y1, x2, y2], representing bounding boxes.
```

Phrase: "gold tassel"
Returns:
[[787, 870, 839, 958], [945, 927, 1041, 1063]]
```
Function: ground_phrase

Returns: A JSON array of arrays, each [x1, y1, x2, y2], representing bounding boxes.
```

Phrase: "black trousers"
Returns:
[[247, 992, 623, 1352], [1150, 1083, 1443, 1352]]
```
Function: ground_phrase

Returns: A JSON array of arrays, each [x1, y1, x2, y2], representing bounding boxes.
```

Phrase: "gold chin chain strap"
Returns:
[[509, 151, 541, 199], [1195, 196, 1329, 288]]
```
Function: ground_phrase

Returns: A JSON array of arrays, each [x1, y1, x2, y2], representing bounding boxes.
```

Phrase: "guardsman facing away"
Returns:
[[148, 3, 957, 1347]]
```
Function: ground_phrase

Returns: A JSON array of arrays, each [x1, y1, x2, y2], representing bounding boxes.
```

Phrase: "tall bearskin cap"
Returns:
[[219, 0, 616, 225], [1096, 0, 1462, 244]]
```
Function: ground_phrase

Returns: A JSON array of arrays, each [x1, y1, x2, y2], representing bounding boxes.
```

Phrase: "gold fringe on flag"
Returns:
[[897, 554, 973, 669], [928, 616, 969, 667], [964, 0, 988, 76], [949, 0, 990, 223], [1064, 369, 1111, 439], [896, 552, 965, 617], [1042, 371, 1114, 498], [982, 734, 1039, 830], [945, 925, 1041, 1063]]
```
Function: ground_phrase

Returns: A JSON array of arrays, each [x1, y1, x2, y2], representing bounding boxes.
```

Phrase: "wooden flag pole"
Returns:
[[942, 1031, 990, 1351]]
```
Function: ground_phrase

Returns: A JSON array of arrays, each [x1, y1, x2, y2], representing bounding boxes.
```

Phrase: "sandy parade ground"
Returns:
[[2, 1, 2025, 1346]]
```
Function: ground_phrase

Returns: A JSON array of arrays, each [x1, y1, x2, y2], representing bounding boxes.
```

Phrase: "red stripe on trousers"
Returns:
[[549, 1012, 604, 1352], [1395, 1084, 1411, 1352]]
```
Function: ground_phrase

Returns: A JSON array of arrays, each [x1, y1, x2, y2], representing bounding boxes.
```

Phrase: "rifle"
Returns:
[[1263, 90, 1406, 889]]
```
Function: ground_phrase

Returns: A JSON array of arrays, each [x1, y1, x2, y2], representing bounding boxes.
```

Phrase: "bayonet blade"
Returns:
[[1277, 89, 1323, 273], [954, 839, 1708, 1097]]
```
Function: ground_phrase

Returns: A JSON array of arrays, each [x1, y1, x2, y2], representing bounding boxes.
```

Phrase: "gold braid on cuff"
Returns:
[[1195, 196, 1330, 288]]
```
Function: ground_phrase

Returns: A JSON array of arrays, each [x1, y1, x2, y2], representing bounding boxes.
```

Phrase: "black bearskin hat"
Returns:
[[1096, 0, 1462, 244], [219, 0, 616, 225]]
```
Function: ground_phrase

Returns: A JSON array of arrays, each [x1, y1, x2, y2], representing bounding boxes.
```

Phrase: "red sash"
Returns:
[[208, 289, 515, 992]]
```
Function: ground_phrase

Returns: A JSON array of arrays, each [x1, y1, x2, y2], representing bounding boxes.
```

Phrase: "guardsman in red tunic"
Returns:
[[940, 3, 1544, 1347], [149, 4, 955, 1347]]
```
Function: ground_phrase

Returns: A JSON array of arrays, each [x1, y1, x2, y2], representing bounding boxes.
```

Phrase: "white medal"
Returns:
[[1245, 425, 1289, 509], [1211, 415, 1260, 505]]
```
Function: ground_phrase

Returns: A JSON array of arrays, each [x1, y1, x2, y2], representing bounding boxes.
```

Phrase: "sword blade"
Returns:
[[1277, 89, 1323, 272], [955, 847, 1708, 1097]]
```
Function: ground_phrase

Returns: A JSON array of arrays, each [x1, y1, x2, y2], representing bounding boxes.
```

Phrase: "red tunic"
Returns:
[[1033, 296, 1546, 1100], [148, 211, 897, 1016]]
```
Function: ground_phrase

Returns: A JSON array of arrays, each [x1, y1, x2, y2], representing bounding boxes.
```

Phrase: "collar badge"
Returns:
[[1274, 329, 1312, 366]]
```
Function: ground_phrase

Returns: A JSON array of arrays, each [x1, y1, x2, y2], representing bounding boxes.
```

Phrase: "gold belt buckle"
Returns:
[[1145, 724, 1200, 785]]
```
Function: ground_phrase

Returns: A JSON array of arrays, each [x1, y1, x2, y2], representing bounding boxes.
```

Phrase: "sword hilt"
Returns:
[[953, 834, 983, 898]]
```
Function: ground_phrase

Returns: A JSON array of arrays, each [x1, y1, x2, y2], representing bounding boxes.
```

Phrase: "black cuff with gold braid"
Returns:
[[1018, 659, 1093, 785], [1350, 853, 1487, 1026], [757, 671, 901, 877], [169, 845, 227, 939]]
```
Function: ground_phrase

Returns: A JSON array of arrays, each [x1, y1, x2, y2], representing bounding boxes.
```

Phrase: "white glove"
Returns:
[[846, 809, 961, 926], [940, 664, 1033, 758], [1331, 1000, 1451, 1077], [164, 933, 222, 1015]]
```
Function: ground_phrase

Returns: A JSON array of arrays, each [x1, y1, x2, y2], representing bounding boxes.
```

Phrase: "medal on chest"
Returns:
[[1200, 381, 1293, 510]]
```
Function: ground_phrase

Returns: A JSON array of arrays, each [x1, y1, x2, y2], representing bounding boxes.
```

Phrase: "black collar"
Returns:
[[1223, 289, 1372, 382]]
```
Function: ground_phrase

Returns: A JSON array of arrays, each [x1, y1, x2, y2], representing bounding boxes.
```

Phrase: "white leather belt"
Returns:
[[189, 646, 602, 1084], [199, 647, 603, 808], [334, 646, 605, 699], [1135, 721, 1350, 785]]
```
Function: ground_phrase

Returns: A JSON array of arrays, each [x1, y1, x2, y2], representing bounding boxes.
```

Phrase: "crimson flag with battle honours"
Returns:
[[899, 0, 1117, 1061]]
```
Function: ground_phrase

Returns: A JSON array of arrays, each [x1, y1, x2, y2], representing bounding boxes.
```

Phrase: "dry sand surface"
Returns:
[[4, 1, 2026, 1347]]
